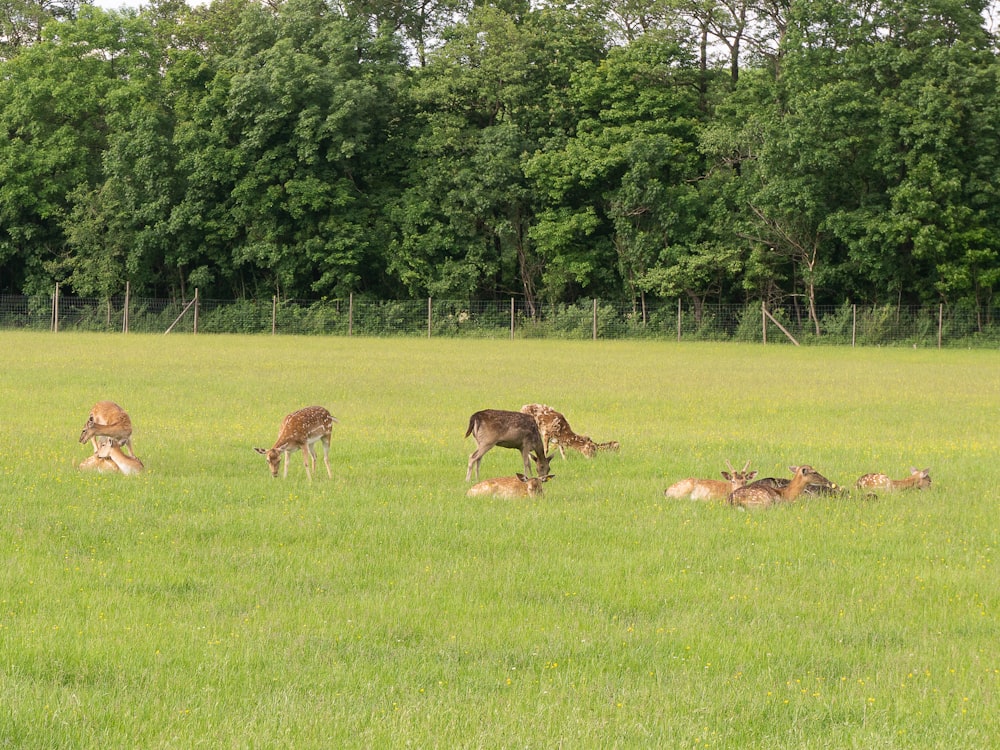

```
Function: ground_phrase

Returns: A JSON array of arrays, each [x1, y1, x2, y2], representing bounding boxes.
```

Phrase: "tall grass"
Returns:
[[1, 332, 998, 748]]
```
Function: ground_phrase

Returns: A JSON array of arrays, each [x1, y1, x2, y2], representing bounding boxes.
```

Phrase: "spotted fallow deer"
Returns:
[[519, 403, 607, 460], [728, 465, 835, 509], [254, 405, 337, 479], [665, 460, 758, 501], [466, 472, 554, 499], [465, 409, 551, 482], [855, 467, 931, 492], [79, 401, 135, 457]]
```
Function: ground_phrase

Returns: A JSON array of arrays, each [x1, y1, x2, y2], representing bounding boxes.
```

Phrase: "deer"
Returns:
[[94, 437, 145, 475], [466, 473, 554, 499], [728, 465, 835, 509], [855, 467, 931, 492], [79, 401, 135, 457], [77, 443, 121, 474], [519, 403, 609, 460], [665, 460, 758, 501], [465, 409, 551, 482], [254, 405, 337, 479]]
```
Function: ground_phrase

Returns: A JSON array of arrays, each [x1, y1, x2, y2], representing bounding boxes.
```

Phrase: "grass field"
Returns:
[[2, 331, 998, 748]]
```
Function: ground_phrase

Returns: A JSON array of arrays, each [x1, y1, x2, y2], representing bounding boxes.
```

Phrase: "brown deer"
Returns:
[[254, 406, 337, 479], [729, 465, 835, 509], [855, 467, 931, 492], [86, 437, 145, 475], [665, 460, 758, 501], [466, 473, 554, 499], [79, 401, 135, 457], [519, 403, 609, 460], [77, 441, 121, 474], [465, 409, 551, 482]]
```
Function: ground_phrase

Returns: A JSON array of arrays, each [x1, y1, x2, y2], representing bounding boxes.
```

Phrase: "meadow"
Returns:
[[1, 331, 998, 748]]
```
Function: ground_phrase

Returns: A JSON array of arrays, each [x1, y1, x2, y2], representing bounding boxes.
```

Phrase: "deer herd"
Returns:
[[74, 399, 931, 508]]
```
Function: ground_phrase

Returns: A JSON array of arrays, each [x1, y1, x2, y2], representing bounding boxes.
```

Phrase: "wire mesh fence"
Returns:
[[2, 293, 998, 347]]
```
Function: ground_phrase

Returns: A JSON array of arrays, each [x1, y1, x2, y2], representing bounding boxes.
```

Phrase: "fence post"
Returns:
[[428, 297, 432, 338], [193, 289, 199, 334], [762, 301, 767, 344], [510, 298, 515, 340], [592, 298, 597, 340], [348, 292, 354, 337], [938, 303, 943, 348], [272, 296, 277, 335], [52, 283, 59, 333], [677, 298, 681, 342], [852, 304, 856, 348], [123, 281, 130, 334]]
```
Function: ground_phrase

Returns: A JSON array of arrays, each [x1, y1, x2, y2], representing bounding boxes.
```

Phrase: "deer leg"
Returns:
[[521, 447, 533, 477], [283, 449, 291, 478], [320, 436, 332, 479], [466, 445, 489, 482]]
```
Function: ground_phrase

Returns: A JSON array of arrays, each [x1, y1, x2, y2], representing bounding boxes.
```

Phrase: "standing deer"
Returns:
[[95, 437, 145, 475], [254, 406, 337, 479], [520, 403, 613, 460], [465, 409, 551, 482], [466, 473, 554, 499], [729, 465, 835, 509], [79, 401, 135, 457], [665, 460, 758, 501], [855, 467, 931, 492]]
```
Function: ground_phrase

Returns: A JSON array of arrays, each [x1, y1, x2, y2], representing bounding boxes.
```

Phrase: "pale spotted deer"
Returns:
[[79, 401, 135, 457], [729, 465, 835, 509], [254, 406, 337, 479], [95, 437, 145, 475], [465, 409, 551, 482], [519, 403, 610, 460], [466, 473, 554, 499], [855, 467, 931, 492], [665, 460, 758, 501]]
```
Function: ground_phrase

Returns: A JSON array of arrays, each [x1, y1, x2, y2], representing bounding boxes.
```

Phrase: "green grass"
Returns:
[[2, 332, 998, 748]]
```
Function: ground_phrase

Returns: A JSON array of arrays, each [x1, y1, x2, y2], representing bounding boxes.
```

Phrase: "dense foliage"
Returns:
[[2, 0, 998, 325]]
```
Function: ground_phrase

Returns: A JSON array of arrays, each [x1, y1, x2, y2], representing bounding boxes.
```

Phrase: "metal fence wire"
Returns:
[[2, 293, 998, 347]]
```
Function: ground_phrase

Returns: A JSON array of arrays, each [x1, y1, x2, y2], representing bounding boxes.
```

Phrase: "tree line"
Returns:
[[2, 0, 998, 332]]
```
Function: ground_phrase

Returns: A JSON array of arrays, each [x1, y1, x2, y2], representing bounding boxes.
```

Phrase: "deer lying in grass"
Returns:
[[519, 403, 616, 460], [95, 437, 145, 475], [465, 409, 551, 482], [728, 465, 835, 509], [665, 460, 758, 501], [855, 467, 931, 492], [79, 401, 135, 457], [466, 473, 554, 499], [254, 406, 337, 479], [77, 441, 120, 474]]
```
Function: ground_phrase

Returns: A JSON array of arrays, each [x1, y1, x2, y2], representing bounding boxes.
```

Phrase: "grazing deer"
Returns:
[[254, 405, 337, 479], [79, 401, 135, 457], [520, 403, 612, 460], [466, 473, 554, 499], [665, 460, 758, 501], [465, 409, 551, 482], [855, 467, 931, 492], [95, 437, 145, 475], [729, 465, 835, 509]]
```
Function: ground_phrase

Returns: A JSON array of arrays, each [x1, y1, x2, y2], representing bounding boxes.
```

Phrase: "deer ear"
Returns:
[[748, 471, 758, 480], [516, 473, 528, 481], [253, 447, 267, 455], [721, 472, 732, 480]]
